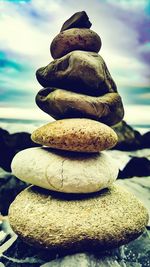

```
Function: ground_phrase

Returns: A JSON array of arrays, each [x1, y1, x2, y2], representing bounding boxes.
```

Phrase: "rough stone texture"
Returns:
[[36, 88, 124, 126], [11, 147, 118, 193], [9, 185, 149, 252], [1, 177, 150, 265], [116, 176, 150, 226], [1, 217, 150, 266], [36, 51, 117, 97], [50, 28, 101, 59], [60, 11, 92, 32], [31, 119, 118, 152]]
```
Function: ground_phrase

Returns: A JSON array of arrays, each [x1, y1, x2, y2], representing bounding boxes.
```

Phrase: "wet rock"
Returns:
[[0, 128, 40, 172], [112, 121, 142, 151], [0, 169, 28, 215], [112, 121, 150, 151], [60, 11, 92, 32], [36, 88, 124, 126], [36, 51, 117, 97], [142, 132, 150, 149], [118, 157, 150, 178]]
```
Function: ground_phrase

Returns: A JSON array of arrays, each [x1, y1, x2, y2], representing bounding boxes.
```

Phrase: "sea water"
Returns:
[[0, 118, 149, 134]]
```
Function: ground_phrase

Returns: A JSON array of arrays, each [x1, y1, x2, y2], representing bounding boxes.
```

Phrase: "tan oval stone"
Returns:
[[50, 28, 101, 59], [9, 185, 149, 251], [31, 119, 118, 152]]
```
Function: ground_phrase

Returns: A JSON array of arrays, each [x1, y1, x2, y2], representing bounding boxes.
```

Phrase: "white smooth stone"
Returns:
[[11, 147, 119, 193]]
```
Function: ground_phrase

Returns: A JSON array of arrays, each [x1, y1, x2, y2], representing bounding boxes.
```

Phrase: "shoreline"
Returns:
[[0, 118, 149, 135]]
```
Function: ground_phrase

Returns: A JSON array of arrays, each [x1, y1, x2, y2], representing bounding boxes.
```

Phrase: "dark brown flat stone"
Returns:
[[36, 51, 117, 97], [60, 11, 92, 32], [36, 88, 124, 126]]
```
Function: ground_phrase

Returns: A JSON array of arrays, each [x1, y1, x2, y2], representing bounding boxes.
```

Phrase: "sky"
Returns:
[[0, 0, 150, 125]]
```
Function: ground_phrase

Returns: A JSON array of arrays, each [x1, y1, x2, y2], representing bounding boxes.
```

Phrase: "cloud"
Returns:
[[2, 0, 31, 2], [0, 105, 149, 126], [0, 107, 51, 121], [106, 0, 149, 10], [0, 0, 149, 110], [124, 105, 150, 125]]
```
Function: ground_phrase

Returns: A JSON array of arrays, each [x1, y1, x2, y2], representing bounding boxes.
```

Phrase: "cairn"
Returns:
[[9, 11, 148, 253]]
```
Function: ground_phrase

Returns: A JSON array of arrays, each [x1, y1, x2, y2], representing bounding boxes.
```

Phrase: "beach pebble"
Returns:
[[36, 51, 117, 97], [11, 147, 118, 193], [31, 119, 118, 152], [50, 28, 101, 59], [36, 88, 124, 126], [9, 185, 149, 251]]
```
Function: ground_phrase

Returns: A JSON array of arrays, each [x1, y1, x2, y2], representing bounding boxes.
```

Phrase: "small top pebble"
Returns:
[[60, 11, 92, 32]]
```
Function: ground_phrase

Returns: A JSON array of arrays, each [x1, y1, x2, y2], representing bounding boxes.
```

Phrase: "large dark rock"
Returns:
[[60, 11, 92, 32], [118, 157, 150, 178], [36, 88, 124, 126], [142, 132, 150, 148], [113, 121, 150, 151], [0, 128, 40, 172], [36, 51, 117, 97], [112, 121, 143, 151]]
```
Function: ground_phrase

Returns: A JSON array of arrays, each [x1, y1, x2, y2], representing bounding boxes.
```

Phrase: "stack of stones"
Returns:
[[9, 12, 148, 253]]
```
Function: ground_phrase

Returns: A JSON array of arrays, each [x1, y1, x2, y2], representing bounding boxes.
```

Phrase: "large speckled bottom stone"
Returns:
[[8, 185, 148, 253]]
